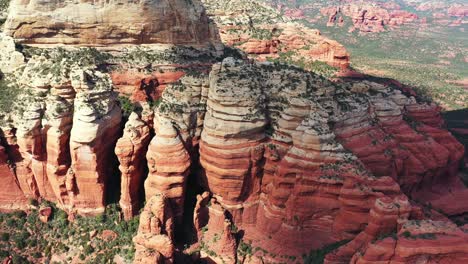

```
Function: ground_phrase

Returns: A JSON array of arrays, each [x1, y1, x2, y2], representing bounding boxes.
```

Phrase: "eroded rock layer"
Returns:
[[116, 112, 151, 220], [201, 0, 350, 69], [0, 32, 466, 264], [0, 41, 122, 216], [138, 58, 467, 262], [4, 0, 219, 46]]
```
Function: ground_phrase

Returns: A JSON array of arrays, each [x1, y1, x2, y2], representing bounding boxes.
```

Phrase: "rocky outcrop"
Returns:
[[193, 193, 238, 263], [448, 4, 468, 18], [0, 34, 24, 74], [0, 143, 28, 211], [350, 220, 468, 263], [115, 112, 151, 220], [321, 3, 418, 33], [4, 0, 220, 46], [68, 69, 122, 215], [202, 0, 350, 69], [133, 193, 175, 264], [236, 23, 350, 69], [1, 44, 466, 262], [145, 74, 209, 224], [0, 47, 122, 215], [0, 2, 466, 259], [155, 58, 464, 260], [325, 196, 411, 263]]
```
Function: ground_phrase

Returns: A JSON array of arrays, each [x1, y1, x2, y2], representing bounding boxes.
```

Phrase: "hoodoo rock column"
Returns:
[[69, 69, 122, 215]]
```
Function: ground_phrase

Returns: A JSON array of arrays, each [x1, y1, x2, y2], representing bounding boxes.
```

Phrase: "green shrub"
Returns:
[[11, 254, 30, 264], [84, 244, 94, 255], [32, 252, 42, 259], [0, 232, 9, 241], [118, 96, 138, 119], [303, 240, 350, 264]]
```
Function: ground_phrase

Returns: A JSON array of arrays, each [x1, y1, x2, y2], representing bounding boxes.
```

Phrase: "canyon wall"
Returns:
[[128, 59, 467, 263], [0, 0, 467, 263], [4, 0, 220, 46]]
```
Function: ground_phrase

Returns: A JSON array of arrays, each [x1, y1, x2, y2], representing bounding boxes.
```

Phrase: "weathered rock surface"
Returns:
[[0, 143, 28, 211], [145, 74, 208, 224], [202, 0, 350, 69], [115, 112, 151, 220], [68, 69, 122, 215], [322, 4, 419, 33], [0, 47, 122, 215], [4, 0, 220, 46], [133, 193, 175, 264], [0, 1, 466, 261], [350, 221, 468, 263], [139, 58, 466, 262]]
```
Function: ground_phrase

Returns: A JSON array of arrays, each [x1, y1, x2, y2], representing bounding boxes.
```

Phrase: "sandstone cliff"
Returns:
[[129, 58, 467, 263], [4, 0, 220, 46], [0, 0, 467, 263]]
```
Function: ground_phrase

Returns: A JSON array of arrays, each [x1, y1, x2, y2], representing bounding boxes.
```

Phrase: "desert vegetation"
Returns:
[[0, 202, 139, 263]]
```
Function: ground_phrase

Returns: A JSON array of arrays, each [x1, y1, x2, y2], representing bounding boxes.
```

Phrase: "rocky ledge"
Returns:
[[0, 41, 466, 261], [0, 0, 467, 263], [4, 0, 220, 46]]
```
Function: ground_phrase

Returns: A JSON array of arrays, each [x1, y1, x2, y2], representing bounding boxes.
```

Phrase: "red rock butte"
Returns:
[[0, 0, 467, 263]]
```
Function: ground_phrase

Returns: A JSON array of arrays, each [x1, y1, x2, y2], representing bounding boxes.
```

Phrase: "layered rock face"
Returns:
[[1, 44, 465, 261], [201, 0, 350, 69], [131, 58, 467, 262], [68, 68, 122, 215], [0, 1, 467, 262], [133, 193, 175, 263], [115, 112, 151, 220], [0, 42, 122, 215], [321, 4, 419, 33], [4, 0, 220, 46], [0, 143, 28, 211]]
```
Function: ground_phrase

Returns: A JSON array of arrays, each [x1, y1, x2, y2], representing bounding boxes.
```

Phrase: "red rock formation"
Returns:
[[202, 1, 350, 69], [193, 60, 466, 261], [200, 62, 266, 207], [194, 195, 237, 264], [0, 142, 28, 211], [350, 221, 468, 263], [326, 196, 411, 263], [145, 74, 209, 223], [389, 10, 419, 26], [133, 193, 175, 264], [0, 10, 466, 260], [43, 85, 75, 209], [68, 69, 122, 216], [448, 5, 468, 18], [110, 69, 186, 102], [233, 23, 350, 69], [115, 113, 151, 220], [1, 127, 39, 201], [322, 3, 418, 33]]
